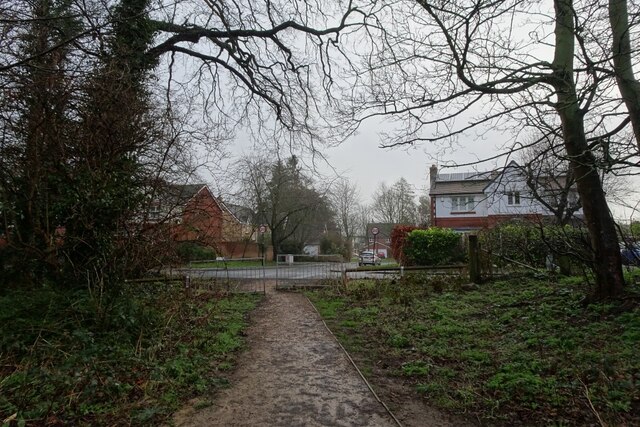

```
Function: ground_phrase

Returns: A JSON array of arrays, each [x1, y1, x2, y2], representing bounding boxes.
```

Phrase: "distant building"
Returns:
[[145, 183, 263, 257], [361, 222, 405, 258], [429, 161, 582, 231]]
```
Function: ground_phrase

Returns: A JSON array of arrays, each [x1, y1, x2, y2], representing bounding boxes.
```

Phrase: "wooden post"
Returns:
[[468, 235, 481, 284], [184, 275, 191, 297], [487, 248, 493, 279]]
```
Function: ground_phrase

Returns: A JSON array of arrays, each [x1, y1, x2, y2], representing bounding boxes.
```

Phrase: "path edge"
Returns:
[[304, 294, 404, 427]]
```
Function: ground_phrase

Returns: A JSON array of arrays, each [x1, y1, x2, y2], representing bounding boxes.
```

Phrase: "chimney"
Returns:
[[429, 164, 438, 190]]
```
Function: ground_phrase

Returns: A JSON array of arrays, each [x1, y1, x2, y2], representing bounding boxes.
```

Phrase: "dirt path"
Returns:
[[174, 288, 396, 426]]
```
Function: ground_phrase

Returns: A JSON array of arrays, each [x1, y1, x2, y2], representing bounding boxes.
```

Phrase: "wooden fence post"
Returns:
[[184, 275, 191, 297], [468, 235, 481, 284]]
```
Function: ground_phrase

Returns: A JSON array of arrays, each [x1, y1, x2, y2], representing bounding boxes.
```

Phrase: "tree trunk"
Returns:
[[608, 0, 640, 149], [270, 231, 279, 262], [553, 0, 624, 298]]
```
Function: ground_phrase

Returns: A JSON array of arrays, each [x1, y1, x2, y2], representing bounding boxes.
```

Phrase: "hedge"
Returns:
[[404, 228, 462, 266]]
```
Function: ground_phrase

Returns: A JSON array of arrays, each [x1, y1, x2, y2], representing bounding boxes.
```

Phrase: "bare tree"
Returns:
[[608, 0, 640, 149], [340, 0, 628, 298], [372, 178, 417, 224], [417, 195, 431, 227], [329, 178, 361, 255], [355, 203, 372, 249], [518, 135, 583, 225], [235, 155, 329, 259]]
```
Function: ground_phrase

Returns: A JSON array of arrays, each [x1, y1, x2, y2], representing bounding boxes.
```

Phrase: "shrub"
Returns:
[[478, 223, 590, 271], [280, 240, 304, 254], [404, 228, 462, 266], [320, 234, 347, 257], [176, 242, 216, 262], [391, 225, 421, 264]]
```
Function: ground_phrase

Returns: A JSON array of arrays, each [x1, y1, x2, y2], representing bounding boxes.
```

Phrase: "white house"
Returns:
[[429, 162, 582, 231]]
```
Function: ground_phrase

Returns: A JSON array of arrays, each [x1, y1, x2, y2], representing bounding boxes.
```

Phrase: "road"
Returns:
[[171, 262, 400, 281]]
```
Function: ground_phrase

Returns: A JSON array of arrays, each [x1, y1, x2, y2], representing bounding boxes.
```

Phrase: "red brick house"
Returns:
[[361, 223, 403, 258], [147, 184, 259, 257]]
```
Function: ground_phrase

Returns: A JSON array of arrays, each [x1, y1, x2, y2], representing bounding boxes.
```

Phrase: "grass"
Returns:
[[0, 282, 261, 425], [307, 274, 640, 426]]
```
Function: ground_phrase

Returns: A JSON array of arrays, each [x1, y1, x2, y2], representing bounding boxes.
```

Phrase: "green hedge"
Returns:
[[404, 228, 462, 266], [176, 242, 217, 262]]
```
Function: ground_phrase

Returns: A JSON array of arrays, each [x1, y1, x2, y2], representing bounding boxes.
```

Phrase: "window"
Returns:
[[451, 196, 475, 212], [507, 191, 521, 205], [149, 202, 162, 221], [466, 196, 475, 211]]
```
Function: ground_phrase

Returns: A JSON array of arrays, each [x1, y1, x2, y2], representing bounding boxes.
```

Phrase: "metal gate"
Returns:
[[273, 254, 347, 290], [170, 255, 350, 293], [174, 257, 268, 294]]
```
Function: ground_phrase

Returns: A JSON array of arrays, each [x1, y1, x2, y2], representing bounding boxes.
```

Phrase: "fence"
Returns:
[[340, 264, 468, 287], [163, 254, 349, 293], [167, 257, 268, 294], [274, 254, 347, 289], [138, 237, 549, 296]]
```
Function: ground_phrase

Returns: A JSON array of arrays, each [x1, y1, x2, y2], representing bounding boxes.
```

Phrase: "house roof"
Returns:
[[430, 160, 577, 197], [164, 184, 207, 206], [430, 179, 490, 196], [430, 161, 516, 196], [225, 203, 254, 224]]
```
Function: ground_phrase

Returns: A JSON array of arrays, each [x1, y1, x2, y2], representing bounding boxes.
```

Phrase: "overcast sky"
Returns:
[[220, 125, 640, 223], [163, 0, 640, 223]]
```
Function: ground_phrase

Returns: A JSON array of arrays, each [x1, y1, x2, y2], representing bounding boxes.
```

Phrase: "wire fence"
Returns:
[[138, 245, 547, 295], [169, 257, 268, 294], [274, 254, 346, 289]]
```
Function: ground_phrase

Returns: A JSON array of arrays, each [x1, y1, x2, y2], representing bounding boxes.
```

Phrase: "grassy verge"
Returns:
[[307, 274, 640, 425], [0, 283, 261, 425]]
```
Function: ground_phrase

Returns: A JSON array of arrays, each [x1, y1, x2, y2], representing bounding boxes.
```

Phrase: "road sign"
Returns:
[[371, 227, 379, 235], [259, 225, 267, 233]]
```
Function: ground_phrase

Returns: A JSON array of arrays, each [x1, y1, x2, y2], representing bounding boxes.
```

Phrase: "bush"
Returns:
[[478, 223, 591, 271], [176, 242, 216, 262], [404, 228, 462, 266], [391, 225, 421, 265], [320, 234, 348, 258], [280, 240, 304, 254]]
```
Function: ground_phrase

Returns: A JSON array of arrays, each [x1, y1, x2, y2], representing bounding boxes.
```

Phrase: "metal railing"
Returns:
[[274, 254, 346, 289], [173, 257, 268, 294], [340, 264, 468, 287]]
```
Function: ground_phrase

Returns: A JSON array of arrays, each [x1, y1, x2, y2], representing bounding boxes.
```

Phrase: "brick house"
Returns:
[[148, 184, 260, 257], [429, 162, 581, 231], [361, 223, 401, 258]]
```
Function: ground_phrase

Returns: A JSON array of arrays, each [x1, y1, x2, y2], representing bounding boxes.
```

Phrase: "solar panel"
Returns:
[[437, 171, 491, 181]]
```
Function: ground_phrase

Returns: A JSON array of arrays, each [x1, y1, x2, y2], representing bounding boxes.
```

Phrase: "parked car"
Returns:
[[621, 242, 640, 266], [358, 250, 381, 266]]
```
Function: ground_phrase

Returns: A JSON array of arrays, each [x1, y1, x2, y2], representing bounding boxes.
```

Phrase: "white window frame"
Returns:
[[451, 196, 475, 212], [507, 191, 521, 205]]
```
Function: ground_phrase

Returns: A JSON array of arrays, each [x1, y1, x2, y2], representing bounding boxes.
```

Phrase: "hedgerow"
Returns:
[[404, 228, 463, 266]]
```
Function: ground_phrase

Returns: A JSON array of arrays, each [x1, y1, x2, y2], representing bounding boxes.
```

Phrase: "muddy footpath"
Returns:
[[174, 286, 469, 427]]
